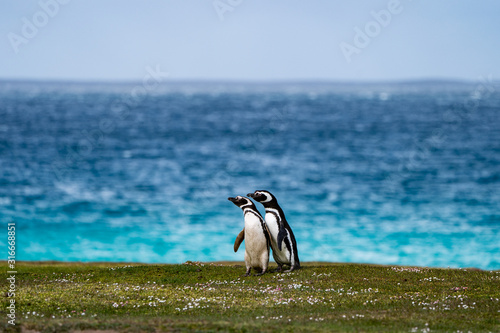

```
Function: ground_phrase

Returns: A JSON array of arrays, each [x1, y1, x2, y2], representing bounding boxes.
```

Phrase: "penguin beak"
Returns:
[[228, 197, 236, 202], [247, 193, 254, 198]]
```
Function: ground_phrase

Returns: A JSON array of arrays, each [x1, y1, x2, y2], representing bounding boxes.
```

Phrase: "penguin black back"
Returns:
[[247, 190, 300, 271]]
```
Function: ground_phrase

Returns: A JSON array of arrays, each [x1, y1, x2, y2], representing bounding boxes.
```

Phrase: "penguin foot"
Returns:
[[283, 265, 298, 273], [274, 266, 283, 273]]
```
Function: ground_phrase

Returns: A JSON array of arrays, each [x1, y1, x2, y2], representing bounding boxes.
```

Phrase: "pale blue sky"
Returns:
[[1, 0, 499, 82]]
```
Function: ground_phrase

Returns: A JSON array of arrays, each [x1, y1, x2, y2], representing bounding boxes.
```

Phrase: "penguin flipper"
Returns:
[[277, 227, 286, 251], [234, 229, 245, 252]]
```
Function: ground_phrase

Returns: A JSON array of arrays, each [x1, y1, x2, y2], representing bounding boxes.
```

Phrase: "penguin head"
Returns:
[[247, 190, 276, 205], [228, 196, 253, 209]]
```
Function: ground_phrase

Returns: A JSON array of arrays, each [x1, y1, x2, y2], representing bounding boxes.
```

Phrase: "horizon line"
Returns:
[[0, 77, 496, 86]]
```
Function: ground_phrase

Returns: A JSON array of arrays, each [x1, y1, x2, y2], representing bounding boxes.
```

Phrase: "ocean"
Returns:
[[0, 80, 499, 270]]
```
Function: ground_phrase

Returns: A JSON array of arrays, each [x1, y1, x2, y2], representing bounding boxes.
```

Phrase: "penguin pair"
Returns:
[[228, 190, 300, 276]]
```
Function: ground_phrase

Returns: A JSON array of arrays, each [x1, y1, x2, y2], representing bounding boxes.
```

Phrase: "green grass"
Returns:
[[1, 261, 499, 332]]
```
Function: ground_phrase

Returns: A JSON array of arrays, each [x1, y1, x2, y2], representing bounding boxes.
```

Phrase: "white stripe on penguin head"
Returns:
[[240, 197, 253, 208], [258, 191, 272, 203]]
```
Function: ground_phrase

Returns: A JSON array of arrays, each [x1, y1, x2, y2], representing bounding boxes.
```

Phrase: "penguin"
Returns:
[[228, 196, 271, 276], [247, 190, 300, 272]]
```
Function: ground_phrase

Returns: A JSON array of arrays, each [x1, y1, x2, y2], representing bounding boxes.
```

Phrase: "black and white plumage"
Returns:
[[247, 190, 300, 272], [228, 196, 271, 276]]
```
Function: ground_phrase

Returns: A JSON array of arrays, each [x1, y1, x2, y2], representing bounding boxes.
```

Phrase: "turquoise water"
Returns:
[[1, 80, 499, 269]]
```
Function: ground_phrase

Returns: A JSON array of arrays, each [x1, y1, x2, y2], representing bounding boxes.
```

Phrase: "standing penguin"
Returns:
[[228, 196, 271, 276], [247, 190, 300, 272]]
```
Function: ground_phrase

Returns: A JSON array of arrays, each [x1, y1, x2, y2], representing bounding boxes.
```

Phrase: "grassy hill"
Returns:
[[1, 261, 498, 332]]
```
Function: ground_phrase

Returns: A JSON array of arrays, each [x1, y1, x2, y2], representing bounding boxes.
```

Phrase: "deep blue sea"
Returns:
[[1, 80, 499, 269]]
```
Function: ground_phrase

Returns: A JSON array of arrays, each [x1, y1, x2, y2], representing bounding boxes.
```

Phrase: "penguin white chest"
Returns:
[[264, 212, 280, 239], [265, 211, 291, 264], [244, 213, 263, 236], [244, 213, 267, 250], [243, 212, 269, 270]]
